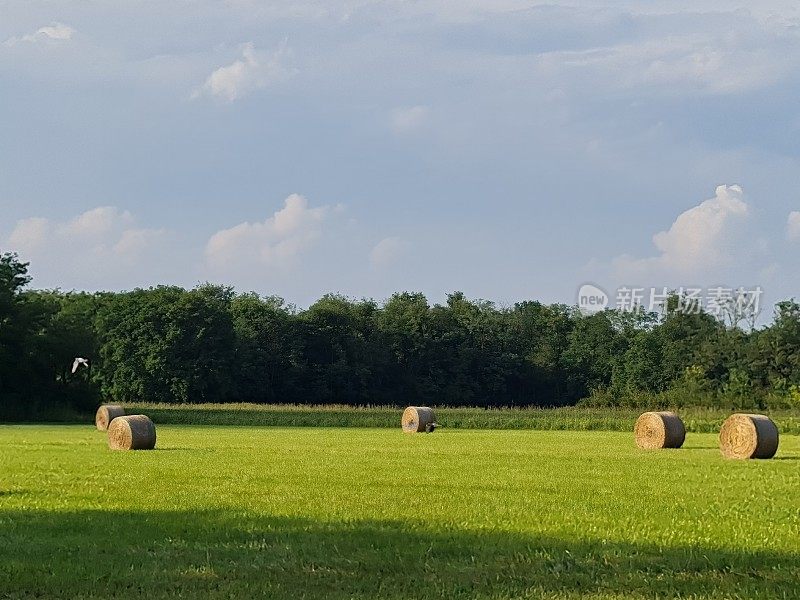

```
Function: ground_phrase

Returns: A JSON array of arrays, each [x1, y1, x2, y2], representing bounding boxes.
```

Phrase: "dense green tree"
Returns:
[[95, 285, 236, 404], [506, 301, 575, 405], [562, 311, 626, 398], [753, 301, 800, 390], [0, 254, 101, 416], [297, 294, 385, 404], [3, 253, 800, 417], [0, 253, 35, 412], [375, 292, 435, 404], [230, 293, 296, 404]]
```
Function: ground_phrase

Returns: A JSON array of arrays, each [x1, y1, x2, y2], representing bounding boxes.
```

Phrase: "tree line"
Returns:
[[1, 252, 798, 419]]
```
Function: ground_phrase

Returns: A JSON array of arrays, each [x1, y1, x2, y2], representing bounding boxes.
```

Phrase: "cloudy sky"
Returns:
[[2, 1, 799, 312]]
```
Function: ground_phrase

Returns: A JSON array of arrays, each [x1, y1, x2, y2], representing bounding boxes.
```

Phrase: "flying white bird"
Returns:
[[72, 358, 90, 374]]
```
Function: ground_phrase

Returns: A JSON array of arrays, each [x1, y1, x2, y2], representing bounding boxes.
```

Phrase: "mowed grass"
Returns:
[[1, 426, 799, 599]]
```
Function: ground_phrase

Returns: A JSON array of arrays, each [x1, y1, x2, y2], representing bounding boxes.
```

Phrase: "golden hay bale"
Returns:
[[95, 404, 125, 431], [107, 415, 156, 451], [719, 413, 779, 460], [402, 406, 436, 434], [634, 411, 686, 449]]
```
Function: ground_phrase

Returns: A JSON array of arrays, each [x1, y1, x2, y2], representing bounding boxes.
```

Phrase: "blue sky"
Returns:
[[2, 1, 799, 313]]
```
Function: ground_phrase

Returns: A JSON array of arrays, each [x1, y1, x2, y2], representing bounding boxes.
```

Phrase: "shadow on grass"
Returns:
[[1, 509, 797, 599]]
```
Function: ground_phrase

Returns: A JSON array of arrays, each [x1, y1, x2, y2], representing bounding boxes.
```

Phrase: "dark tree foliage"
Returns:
[[95, 285, 237, 404], [0, 254, 101, 418], [230, 293, 296, 404], [1, 252, 799, 416]]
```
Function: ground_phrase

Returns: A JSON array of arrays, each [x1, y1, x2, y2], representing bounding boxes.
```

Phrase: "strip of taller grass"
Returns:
[[124, 403, 800, 435]]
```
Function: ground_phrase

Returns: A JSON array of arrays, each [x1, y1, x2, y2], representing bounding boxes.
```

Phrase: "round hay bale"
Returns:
[[95, 404, 125, 431], [634, 411, 686, 449], [719, 413, 779, 460], [402, 406, 436, 434], [107, 415, 156, 451]]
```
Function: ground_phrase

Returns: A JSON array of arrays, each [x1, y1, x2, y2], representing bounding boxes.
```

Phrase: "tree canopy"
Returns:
[[1, 252, 799, 419]]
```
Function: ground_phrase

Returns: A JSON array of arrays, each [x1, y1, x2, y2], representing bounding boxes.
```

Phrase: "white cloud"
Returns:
[[3, 206, 168, 289], [192, 41, 295, 102], [206, 194, 331, 268], [7, 217, 50, 251], [539, 35, 787, 96], [369, 236, 408, 268], [35, 23, 74, 41], [613, 184, 752, 280], [113, 228, 165, 256], [4, 22, 75, 46], [61, 206, 134, 238], [390, 106, 430, 135], [788, 211, 800, 241]]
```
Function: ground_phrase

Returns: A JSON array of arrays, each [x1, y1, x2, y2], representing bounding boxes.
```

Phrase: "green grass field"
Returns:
[[1, 425, 799, 599]]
